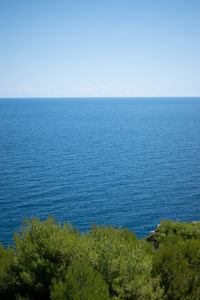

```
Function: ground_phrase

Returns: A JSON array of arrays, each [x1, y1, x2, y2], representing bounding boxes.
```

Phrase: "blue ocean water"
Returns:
[[0, 97, 200, 245]]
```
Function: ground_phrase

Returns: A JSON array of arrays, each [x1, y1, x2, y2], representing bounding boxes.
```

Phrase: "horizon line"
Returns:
[[0, 96, 200, 99]]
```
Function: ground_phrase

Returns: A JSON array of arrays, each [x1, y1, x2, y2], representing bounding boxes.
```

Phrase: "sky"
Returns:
[[0, 0, 200, 97]]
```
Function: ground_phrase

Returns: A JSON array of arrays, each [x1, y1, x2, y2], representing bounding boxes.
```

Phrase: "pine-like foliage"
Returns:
[[1, 217, 200, 299]]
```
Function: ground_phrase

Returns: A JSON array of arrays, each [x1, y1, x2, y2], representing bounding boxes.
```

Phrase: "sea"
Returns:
[[0, 97, 200, 246]]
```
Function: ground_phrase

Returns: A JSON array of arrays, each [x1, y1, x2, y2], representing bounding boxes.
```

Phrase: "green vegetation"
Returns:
[[0, 217, 200, 299]]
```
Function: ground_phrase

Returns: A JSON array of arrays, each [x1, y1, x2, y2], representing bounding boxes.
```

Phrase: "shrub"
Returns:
[[153, 234, 200, 300], [81, 225, 163, 300], [0, 243, 15, 299], [147, 221, 200, 248], [12, 216, 79, 299], [50, 259, 110, 300]]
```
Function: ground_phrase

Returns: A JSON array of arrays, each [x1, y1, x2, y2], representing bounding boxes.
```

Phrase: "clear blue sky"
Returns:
[[0, 0, 200, 97]]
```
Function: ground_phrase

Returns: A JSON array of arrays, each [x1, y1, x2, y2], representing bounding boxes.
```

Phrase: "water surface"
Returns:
[[0, 97, 200, 245]]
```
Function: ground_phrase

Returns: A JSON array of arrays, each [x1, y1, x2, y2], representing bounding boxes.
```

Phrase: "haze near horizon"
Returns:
[[0, 0, 200, 98]]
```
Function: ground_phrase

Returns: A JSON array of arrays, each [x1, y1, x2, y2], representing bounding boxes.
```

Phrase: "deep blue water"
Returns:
[[0, 97, 200, 245]]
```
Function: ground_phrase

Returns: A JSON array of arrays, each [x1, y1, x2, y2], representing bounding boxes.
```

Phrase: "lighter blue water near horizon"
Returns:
[[0, 97, 200, 246]]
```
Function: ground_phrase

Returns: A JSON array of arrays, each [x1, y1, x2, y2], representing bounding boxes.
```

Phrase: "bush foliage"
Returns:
[[0, 217, 200, 299]]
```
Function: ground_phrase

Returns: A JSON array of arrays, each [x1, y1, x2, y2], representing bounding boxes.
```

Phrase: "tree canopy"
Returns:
[[0, 217, 200, 299]]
